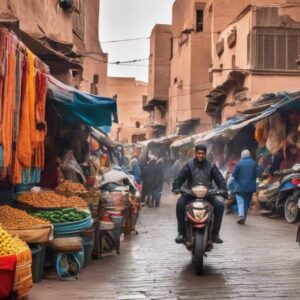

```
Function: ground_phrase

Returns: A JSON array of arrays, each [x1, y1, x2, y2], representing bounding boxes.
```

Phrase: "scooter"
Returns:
[[296, 199, 300, 244], [179, 185, 227, 275], [275, 165, 300, 223]]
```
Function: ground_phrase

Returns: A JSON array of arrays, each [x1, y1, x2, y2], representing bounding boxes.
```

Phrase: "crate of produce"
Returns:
[[55, 180, 87, 198], [30, 208, 93, 235], [16, 191, 88, 209], [0, 205, 53, 244]]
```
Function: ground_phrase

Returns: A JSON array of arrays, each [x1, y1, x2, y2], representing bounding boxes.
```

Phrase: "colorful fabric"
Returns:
[[0, 254, 17, 299]]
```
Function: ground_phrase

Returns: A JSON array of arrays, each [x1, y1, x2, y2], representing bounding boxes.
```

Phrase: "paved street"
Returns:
[[30, 193, 300, 300]]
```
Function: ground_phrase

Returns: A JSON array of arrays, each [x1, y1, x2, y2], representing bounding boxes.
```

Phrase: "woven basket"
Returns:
[[13, 248, 33, 299], [14, 274, 33, 299]]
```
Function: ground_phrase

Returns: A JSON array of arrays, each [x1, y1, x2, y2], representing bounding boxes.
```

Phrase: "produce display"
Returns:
[[55, 180, 86, 194], [0, 226, 28, 255], [31, 208, 90, 224], [17, 191, 88, 208], [0, 205, 50, 230]]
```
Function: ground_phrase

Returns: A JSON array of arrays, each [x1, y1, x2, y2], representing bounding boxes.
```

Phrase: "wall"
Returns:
[[168, 0, 212, 135], [210, 3, 300, 123], [148, 24, 172, 102], [0, 0, 73, 43], [105, 77, 148, 143], [74, 0, 108, 95]]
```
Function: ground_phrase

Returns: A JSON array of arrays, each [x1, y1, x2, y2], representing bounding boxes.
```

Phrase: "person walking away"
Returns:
[[232, 149, 257, 224], [172, 144, 227, 244], [129, 149, 142, 186], [141, 155, 155, 206], [153, 156, 165, 207]]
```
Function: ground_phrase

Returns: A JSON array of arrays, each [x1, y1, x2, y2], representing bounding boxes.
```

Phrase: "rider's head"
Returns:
[[194, 144, 207, 162]]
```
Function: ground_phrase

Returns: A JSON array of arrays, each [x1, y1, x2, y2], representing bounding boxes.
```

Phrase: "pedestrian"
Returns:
[[232, 149, 257, 224], [153, 156, 165, 207], [129, 148, 142, 186], [141, 152, 156, 206]]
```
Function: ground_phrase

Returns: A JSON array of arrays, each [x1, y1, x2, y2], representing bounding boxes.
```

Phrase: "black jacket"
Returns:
[[172, 158, 227, 191]]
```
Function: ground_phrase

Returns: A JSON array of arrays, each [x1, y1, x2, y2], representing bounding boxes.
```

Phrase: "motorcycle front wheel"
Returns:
[[194, 230, 204, 275], [284, 196, 300, 224]]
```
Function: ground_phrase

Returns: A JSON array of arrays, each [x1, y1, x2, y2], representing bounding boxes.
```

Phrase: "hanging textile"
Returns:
[[266, 113, 287, 154], [2, 34, 17, 169], [0, 28, 49, 184]]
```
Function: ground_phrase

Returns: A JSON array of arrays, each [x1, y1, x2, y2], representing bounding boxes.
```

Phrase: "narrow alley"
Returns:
[[30, 192, 300, 300]]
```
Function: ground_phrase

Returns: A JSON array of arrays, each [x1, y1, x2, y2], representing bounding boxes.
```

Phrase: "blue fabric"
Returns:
[[232, 157, 257, 193], [132, 160, 141, 184], [48, 83, 117, 127], [236, 192, 253, 219]]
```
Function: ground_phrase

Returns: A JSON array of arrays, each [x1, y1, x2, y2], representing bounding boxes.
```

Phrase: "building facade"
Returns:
[[0, 0, 107, 92], [168, 0, 212, 135], [106, 77, 148, 144], [207, 2, 300, 124], [144, 24, 172, 139]]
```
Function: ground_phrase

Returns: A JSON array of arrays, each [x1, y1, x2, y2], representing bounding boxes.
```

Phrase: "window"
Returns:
[[251, 28, 300, 71], [196, 10, 204, 32]]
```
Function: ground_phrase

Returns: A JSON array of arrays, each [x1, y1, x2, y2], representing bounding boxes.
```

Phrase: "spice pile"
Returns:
[[17, 191, 87, 209], [0, 226, 29, 255], [55, 180, 86, 195], [0, 205, 50, 230], [31, 208, 90, 224]]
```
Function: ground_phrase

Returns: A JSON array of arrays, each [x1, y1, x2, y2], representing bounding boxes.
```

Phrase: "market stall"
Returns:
[[0, 28, 124, 296]]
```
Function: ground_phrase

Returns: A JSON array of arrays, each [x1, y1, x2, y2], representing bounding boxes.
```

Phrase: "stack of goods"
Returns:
[[0, 28, 49, 185], [55, 180, 86, 197], [0, 205, 52, 243], [0, 226, 33, 299], [30, 208, 93, 235], [0, 226, 29, 256], [17, 191, 88, 209], [56, 181, 100, 214], [31, 208, 90, 224]]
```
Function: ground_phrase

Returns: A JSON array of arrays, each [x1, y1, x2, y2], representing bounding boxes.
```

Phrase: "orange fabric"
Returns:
[[34, 70, 48, 168], [2, 53, 16, 168], [17, 53, 31, 168]]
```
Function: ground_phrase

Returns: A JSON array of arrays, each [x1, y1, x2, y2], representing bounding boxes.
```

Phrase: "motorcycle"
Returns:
[[275, 165, 300, 223], [296, 199, 300, 244], [179, 185, 227, 275]]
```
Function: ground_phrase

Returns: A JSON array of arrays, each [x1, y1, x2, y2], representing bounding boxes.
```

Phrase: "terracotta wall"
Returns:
[[105, 77, 148, 143], [211, 3, 300, 123], [78, 0, 108, 95], [168, 0, 212, 135], [148, 24, 172, 103], [0, 0, 73, 43]]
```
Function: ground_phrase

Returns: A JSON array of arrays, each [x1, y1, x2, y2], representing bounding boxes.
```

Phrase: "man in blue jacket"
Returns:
[[232, 149, 257, 224]]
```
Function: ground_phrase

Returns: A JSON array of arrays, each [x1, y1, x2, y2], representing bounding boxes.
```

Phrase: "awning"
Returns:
[[47, 76, 117, 128], [198, 91, 300, 143], [90, 127, 121, 149], [171, 91, 300, 148], [138, 135, 183, 147]]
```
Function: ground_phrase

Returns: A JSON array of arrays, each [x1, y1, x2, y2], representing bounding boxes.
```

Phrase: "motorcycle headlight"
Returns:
[[193, 209, 206, 221], [192, 185, 208, 198]]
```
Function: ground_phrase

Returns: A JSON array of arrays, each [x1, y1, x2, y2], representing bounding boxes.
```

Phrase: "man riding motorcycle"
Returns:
[[172, 144, 227, 244]]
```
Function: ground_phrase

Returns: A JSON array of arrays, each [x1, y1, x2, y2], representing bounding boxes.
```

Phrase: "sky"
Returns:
[[99, 0, 174, 82]]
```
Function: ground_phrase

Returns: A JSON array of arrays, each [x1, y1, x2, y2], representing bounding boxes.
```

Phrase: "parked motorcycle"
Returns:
[[275, 164, 300, 223], [296, 199, 300, 244], [179, 185, 227, 275]]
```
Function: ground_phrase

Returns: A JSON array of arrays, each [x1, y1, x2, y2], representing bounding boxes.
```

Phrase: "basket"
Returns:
[[13, 274, 33, 299], [13, 248, 33, 299]]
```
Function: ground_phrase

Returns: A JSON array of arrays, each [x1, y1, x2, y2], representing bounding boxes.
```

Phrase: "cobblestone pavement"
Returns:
[[30, 192, 300, 300]]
